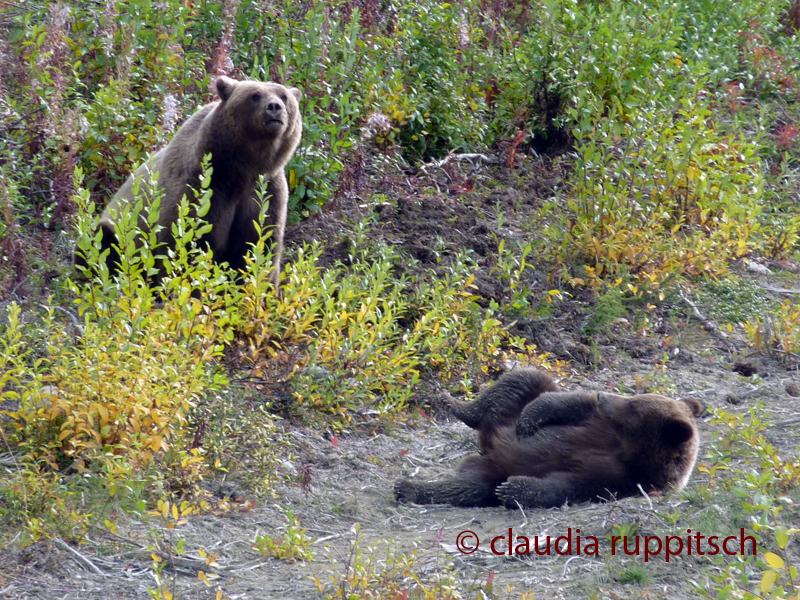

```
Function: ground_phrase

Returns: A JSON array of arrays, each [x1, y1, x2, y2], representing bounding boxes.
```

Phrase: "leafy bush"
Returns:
[[1, 162, 233, 536], [557, 84, 764, 290], [694, 406, 800, 599], [743, 298, 800, 360], [1, 167, 557, 534], [236, 220, 554, 422]]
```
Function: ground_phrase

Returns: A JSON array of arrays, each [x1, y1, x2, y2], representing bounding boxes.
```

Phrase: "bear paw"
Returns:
[[439, 392, 462, 417], [496, 477, 534, 509], [394, 479, 421, 503]]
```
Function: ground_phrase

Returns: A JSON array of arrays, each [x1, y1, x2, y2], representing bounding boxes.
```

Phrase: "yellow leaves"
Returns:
[[764, 552, 785, 569], [149, 499, 195, 532], [761, 569, 778, 593]]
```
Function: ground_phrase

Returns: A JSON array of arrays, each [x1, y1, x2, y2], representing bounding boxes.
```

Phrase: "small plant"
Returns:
[[146, 499, 197, 600], [314, 523, 464, 600], [253, 508, 314, 563], [583, 288, 627, 335], [491, 238, 536, 316], [692, 406, 800, 599], [607, 522, 641, 545], [618, 564, 652, 585], [631, 355, 677, 395], [743, 299, 800, 361]]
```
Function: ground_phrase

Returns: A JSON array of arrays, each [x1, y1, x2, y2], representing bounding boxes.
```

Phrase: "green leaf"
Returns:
[[774, 526, 789, 550]]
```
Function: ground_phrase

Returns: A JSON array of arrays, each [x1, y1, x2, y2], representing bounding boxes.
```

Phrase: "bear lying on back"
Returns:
[[394, 369, 701, 508], [78, 76, 302, 285]]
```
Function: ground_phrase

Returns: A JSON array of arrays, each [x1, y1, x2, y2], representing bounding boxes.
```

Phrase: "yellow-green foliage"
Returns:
[[253, 508, 314, 563], [743, 299, 800, 360], [561, 89, 764, 290], [0, 170, 556, 535], [237, 240, 422, 419], [315, 524, 464, 600], [237, 231, 552, 421], [315, 524, 535, 599], [6, 302, 216, 469], [694, 407, 800, 599], [3, 166, 229, 484]]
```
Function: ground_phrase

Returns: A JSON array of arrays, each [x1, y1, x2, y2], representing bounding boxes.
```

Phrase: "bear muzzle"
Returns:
[[264, 101, 286, 132]]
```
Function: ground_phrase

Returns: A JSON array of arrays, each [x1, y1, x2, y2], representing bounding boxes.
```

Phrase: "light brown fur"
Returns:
[[87, 76, 302, 284]]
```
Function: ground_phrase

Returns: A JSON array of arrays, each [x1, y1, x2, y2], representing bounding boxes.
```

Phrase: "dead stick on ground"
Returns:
[[420, 153, 500, 172], [771, 417, 800, 427], [55, 537, 108, 577], [678, 290, 733, 348], [637, 484, 654, 511]]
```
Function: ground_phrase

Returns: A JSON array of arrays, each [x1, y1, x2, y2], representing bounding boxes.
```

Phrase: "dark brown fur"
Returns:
[[77, 77, 302, 285], [395, 369, 701, 508]]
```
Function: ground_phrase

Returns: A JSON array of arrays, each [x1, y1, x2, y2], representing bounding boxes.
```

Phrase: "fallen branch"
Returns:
[[94, 531, 225, 574], [679, 290, 734, 349], [772, 416, 800, 428], [760, 285, 800, 296], [637, 484, 654, 511], [55, 537, 108, 577], [420, 153, 501, 172]]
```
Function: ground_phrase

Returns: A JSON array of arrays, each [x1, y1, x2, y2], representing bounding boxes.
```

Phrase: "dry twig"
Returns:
[[679, 290, 734, 349], [54, 537, 108, 577], [419, 153, 501, 172]]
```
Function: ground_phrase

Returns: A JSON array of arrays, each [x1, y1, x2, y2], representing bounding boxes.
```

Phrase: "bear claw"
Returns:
[[394, 479, 418, 503]]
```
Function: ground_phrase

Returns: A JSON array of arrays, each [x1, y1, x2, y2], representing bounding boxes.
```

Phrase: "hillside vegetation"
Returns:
[[1, 0, 800, 598]]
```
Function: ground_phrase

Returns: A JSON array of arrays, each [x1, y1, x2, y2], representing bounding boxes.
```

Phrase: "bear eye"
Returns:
[[251, 93, 262, 102], [280, 93, 287, 102]]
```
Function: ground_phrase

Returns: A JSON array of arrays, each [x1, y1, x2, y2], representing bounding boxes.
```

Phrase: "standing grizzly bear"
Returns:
[[394, 369, 701, 508], [81, 76, 302, 285]]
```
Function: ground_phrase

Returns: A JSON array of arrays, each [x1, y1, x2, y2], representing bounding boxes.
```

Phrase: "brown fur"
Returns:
[[395, 369, 701, 508], [79, 77, 302, 285]]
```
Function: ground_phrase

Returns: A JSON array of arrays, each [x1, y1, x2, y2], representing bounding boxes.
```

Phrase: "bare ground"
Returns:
[[2, 153, 800, 599]]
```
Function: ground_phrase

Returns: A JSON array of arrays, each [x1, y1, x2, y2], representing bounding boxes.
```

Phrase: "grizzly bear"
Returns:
[[394, 369, 701, 508], [79, 76, 302, 285]]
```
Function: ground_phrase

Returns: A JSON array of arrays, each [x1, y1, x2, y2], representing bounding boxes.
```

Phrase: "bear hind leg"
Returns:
[[447, 369, 560, 432], [394, 475, 500, 507]]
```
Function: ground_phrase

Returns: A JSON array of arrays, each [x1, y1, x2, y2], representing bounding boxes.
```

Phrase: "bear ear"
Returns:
[[679, 397, 703, 417], [216, 77, 237, 102], [662, 419, 695, 446], [288, 87, 302, 102]]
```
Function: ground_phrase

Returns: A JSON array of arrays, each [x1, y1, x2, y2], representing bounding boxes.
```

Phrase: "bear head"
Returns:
[[597, 392, 701, 448], [215, 76, 302, 139]]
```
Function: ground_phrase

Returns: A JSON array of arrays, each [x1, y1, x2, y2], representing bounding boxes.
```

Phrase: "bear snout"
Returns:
[[264, 100, 285, 129]]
